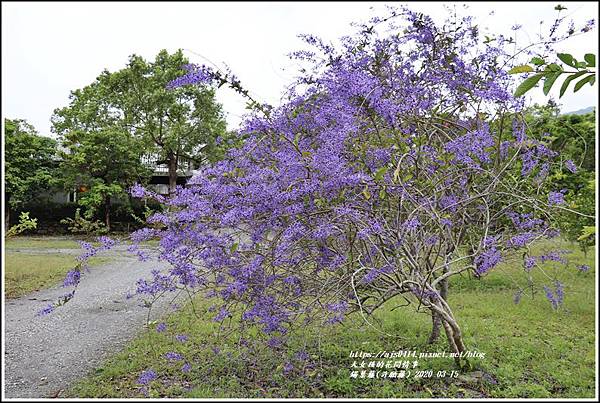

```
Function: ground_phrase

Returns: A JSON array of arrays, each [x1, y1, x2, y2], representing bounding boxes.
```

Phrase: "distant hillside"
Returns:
[[563, 106, 595, 115]]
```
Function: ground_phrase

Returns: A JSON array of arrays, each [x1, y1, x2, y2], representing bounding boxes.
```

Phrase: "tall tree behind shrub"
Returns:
[[52, 80, 152, 231], [4, 118, 58, 231]]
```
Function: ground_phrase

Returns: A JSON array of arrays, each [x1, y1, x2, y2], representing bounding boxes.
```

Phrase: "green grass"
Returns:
[[4, 237, 85, 250], [4, 249, 112, 299], [4, 236, 159, 250], [69, 239, 595, 398]]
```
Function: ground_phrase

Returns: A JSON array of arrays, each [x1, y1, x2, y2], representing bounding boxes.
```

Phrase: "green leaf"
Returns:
[[530, 57, 545, 66], [508, 65, 534, 74], [373, 166, 388, 181], [573, 74, 596, 92], [230, 242, 239, 253], [543, 71, 563, 95], [557, 53, 577, 68], [584, 53, 596, 67], [559, 71, 586, 97], [379, 188, 387, 200], [545, 63, 563, 72], [362, 187, 371, 200], [577, 226, 596, 241], [514, 73, 544, 97]]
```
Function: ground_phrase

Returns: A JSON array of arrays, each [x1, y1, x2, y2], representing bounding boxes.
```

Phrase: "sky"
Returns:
[[2, 1, 598, 137]]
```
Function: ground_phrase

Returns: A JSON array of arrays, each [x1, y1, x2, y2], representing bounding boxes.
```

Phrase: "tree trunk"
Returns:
[[428, 268, 449, 344], [430, 300, 466, 366], [428, 307, 443, 344], [5, 203, 10, 232], [167, 152, 178, 195], [441, 316, 466, 356], [104, 195, 111, 232]]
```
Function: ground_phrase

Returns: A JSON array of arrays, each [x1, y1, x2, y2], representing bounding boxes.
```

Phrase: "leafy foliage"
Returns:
[[59, 208, 108, 237], [511, 53, 596, 97], [52, 84, 153, 229], [509, 6, 595, 97], [523, 104, 596, 251], [4, 118, 58, 223], [5, 212, 38, 238], [92, 49, 230, 193]]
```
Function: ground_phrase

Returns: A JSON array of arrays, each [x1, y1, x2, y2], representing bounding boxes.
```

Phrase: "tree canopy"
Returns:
[[4, 118, 58, 228], [97, 49, 229, 193], [52, 77, 152, 230], [51, 49, 231, 227]]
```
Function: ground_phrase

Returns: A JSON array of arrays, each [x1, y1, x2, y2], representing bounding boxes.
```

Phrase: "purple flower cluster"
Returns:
[[444, 125, 494, 168], [576, 264, 590, 273], [167, 64, 217, 89], [36, 304, 55, 316], [63, 270, 81, 287], [524, 256, 536, 271], [76, 241, 98, 262], [543, 280, 565, 310], [564, 160, 577, 173], [507, 232, 537, 248], [165, 352, 183, 361], [543, 286, 558, 310], [137, 369, 157, 385], [581, 19, 596, 33], [474, 245, 502, 275], [175, 334, 189, 343], [548, 190, 566, 206], [538, 250, 568, 264]]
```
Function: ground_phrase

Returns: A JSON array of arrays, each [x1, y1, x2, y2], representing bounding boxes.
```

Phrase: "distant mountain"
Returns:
[[563, 106, 595, 115]]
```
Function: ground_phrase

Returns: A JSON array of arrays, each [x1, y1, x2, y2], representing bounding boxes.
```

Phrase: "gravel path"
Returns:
[[3, 250, 176, 398]]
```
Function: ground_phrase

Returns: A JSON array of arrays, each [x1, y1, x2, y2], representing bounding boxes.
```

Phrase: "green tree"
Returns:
[[103, 49, 228, 193], [4, 118, 58, 231], [52, 82, 152, 231], [524, 103, 596, 251]]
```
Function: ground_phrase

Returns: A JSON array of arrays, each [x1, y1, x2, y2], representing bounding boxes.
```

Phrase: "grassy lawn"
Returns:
[[4, 236, 158, 250], [69, 239, 595, 398], [4, 236, 86, 250], [4, 244, 112, 298]]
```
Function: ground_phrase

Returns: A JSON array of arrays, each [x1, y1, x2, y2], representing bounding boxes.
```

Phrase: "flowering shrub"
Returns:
[[44, 7, 595, 369]]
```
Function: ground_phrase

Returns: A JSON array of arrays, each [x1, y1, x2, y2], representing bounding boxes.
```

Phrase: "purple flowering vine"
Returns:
[[43, 5, 592, 364]]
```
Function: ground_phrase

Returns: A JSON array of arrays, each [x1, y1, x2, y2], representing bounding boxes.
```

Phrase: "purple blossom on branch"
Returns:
[[548, 190, 566, 206], [564, 160, 577, 173], [63, 270, 81, 287]]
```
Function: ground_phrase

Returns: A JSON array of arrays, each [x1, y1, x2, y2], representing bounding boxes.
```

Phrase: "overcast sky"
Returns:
[[2, 1, 598, 137]]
